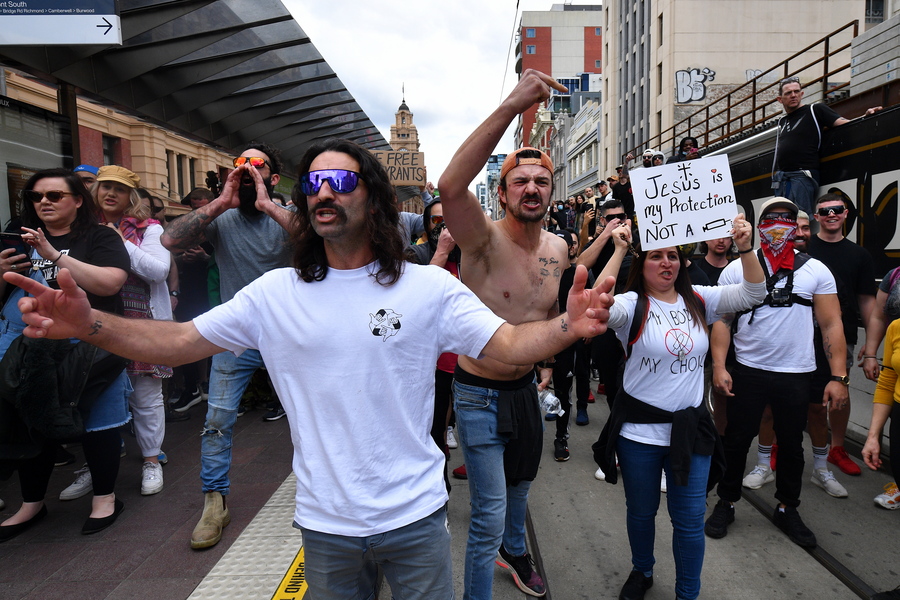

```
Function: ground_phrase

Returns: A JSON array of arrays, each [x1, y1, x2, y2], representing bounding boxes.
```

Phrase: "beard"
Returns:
[[505, 194, 547, 223], [238, 174, 275, 217]]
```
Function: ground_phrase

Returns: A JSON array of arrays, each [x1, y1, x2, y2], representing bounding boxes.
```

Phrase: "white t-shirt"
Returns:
[[609, 278, 767, 446], [193, 263, 504, 536], [719, 252, 836, 372]]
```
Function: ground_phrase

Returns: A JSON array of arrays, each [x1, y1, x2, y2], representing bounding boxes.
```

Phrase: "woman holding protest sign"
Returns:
[[591, 214, 765, 600]]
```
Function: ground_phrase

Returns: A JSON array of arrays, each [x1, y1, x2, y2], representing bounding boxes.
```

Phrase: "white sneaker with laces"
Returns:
[[594, 466, 606, 481], [742, 463, 775, 489], [141, 461, 164, 496], [874, 482, 900, 510], [446, 426, 458, 449], [60, 465, 93, 500], [810, 467, 848, 498]]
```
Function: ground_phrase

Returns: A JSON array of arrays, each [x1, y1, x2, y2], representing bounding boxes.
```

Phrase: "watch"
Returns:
[[830, 375, 850, 386], [169, 290, 181, 297]]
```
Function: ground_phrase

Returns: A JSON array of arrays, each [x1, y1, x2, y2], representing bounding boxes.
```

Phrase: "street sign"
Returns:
[[0, 0, 121, 45]]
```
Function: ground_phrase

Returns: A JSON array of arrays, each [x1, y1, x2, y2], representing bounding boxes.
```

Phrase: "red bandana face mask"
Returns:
[[758, 218, 797, 272]]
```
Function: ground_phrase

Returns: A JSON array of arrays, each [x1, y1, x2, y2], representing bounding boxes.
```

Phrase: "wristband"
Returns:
[[863, 355, 877, 359], [50, 251, 63, 263], [738, 247, 754, 255]]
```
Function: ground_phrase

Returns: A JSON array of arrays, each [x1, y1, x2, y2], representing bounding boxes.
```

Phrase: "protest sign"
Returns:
[[372, 150, 426, 186], [630, 154, 737, 251]]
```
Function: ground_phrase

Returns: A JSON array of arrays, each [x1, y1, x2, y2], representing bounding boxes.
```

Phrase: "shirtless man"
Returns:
[[439, 69, 569, 599]]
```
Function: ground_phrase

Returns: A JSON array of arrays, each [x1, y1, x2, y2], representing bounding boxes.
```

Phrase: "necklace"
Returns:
[[648, 295, 687, 362]]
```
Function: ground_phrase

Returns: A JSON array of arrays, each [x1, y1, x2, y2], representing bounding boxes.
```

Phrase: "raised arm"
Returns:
[[5, 268, 223, 365], [593, 220, 631, 288], [438, 70, 567, 250]]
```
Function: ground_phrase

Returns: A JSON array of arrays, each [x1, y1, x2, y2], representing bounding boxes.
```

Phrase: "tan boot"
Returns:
[[191, 491, 230, 549]]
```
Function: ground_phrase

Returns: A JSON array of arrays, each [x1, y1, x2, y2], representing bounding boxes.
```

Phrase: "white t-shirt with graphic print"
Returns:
[[194, 263, 504, 536]]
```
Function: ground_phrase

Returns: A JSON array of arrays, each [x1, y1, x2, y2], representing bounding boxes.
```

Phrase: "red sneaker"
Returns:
[[827, 446, 861, 476], [597, 384, 606, 395], [587, 391, 596, 404], [452, 464, 468, 479], [770, 444, 778, 471]]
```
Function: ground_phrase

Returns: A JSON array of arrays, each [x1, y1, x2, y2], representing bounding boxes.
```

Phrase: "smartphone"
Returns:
[[0, 232, 29, 258]]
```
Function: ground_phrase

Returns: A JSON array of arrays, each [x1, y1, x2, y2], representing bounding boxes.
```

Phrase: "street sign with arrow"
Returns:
[[0, 0, 121, 45]]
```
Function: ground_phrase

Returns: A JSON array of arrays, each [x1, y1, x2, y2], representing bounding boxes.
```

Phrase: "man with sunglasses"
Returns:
[[772, 77, 881, 216], [161, 142, 295, 550], [806, 193, 877, 480], [438, 69, 570, 599], [4, 136, 616, 600]]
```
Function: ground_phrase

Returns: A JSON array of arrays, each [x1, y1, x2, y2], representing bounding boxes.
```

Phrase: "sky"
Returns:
[[282, 1, 598, 189]]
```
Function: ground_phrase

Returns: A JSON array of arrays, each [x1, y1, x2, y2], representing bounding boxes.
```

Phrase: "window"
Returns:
[[595, 59, 602, 68], [526, 45, 536, 54], [526, 28, 536, 38], [595, 27, 601, 36], [102, 135, 117, 165]]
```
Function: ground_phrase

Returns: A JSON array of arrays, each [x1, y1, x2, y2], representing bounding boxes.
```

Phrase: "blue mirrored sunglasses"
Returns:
[[299, 169, 360, 195]]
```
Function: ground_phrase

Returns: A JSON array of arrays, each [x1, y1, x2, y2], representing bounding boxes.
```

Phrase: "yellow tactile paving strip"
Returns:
[[188, 475, 305, 600]]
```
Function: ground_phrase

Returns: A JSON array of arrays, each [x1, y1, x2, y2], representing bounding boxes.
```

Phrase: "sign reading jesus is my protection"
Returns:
[[630, 154, 737, 251]]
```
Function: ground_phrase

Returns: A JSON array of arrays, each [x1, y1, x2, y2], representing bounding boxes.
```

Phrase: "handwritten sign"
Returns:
[[372, 151, 426, 186], [630, 154, 737, 251]]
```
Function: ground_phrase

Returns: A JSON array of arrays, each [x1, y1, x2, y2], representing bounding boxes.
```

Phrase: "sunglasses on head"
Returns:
[[23, 190, 75, 203], [430, 215, 444, 226], [233, 156, 270, 169], [603, 212, 627, 222], [816, 206, 846, 216], [299, 169, 361, 195]]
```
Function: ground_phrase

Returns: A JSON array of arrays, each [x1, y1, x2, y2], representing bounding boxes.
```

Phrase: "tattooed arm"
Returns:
[[813, 292, 849, 406]]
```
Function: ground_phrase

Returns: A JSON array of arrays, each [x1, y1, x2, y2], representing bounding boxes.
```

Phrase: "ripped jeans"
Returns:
[[200, 349, 263, 495]]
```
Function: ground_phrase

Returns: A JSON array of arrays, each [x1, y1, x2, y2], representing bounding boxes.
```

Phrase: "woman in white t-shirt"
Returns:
[[593, 214, 765, 600]]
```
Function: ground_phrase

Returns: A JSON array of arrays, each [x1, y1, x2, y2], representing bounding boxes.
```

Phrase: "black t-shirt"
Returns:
[[611, 182, 634, 217], [807, 236, 877, 345], [36, 226, 131, 314], [558, 263, 596, 312], [584, 239, 632, 294], [686, 261, 710, 286], [773, 103, 842, 172], [696, 257, 730, 285]]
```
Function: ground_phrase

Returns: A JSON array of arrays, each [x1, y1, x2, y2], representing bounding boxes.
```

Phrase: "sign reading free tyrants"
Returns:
[[630, 154, 738, 251]]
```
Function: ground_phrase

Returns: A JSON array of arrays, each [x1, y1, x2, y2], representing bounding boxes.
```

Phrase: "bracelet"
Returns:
[[738, 247, 754, 254], [863, 355, 878, 359], [50, 251, 63, 263]]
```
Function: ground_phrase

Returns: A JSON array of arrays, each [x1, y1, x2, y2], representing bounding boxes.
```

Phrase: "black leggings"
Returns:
[[891, 402, 900, 484], [19, 428, 121, 502]]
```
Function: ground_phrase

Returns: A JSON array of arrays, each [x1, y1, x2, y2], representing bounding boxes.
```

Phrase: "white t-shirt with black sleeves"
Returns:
[[608, 277, 766, 446], [193, 262, 504, 537], [719, 251, 836, 373]]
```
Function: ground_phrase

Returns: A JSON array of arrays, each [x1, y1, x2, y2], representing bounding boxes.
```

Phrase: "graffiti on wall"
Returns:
[[675, 68, 716, 103], [745, 69, 780, 83]]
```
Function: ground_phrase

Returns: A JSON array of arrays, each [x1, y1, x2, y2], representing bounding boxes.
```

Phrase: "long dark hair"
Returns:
[[290, 138, 404, 285], [20, 168, 101, 238], [624, 246, 708, 334]]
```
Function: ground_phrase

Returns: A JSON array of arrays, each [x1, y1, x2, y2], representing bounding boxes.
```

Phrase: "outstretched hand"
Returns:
[[3, 268, 93, 340], [564, 266, 614, 338]]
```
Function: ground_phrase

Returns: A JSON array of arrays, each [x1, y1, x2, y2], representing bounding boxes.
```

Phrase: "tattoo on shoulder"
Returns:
[[559, 317, 568, 332], [89, 320, 102, 336]]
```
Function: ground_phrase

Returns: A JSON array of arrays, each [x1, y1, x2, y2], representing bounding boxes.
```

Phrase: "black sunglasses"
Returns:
[[603, 213, 628, 222], [299, 169, 361, 195], [23, 190, 76, 203], [816, 206, 846, 217]]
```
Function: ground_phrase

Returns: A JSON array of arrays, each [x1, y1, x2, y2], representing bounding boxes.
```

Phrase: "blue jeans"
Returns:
[[200, 349, 263, 494], [453, 380, 534, 600], [301, 505, 454, 600], [617, 436, 711, 600], [773, 169, 819, 216]]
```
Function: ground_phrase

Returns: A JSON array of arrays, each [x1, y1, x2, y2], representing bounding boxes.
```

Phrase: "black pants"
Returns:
[[592, 329, 624, 412], [891, 402, 900, 484], [19, 428, 121, 501], [553, 340, 592, 440], [717, 364, 811, 508]]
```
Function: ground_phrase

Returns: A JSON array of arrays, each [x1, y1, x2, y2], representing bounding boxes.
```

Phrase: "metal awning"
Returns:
[[0, 0, 390, 172]]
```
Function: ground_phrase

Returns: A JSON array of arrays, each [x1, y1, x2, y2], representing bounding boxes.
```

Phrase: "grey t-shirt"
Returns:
[[205, 207, 294, 302]]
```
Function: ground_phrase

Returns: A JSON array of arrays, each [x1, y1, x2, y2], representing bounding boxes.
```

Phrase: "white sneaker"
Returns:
[[810, 467, 848, 498], [742, 463, 775, 490], [874, 482, 900, 510], [141, 461, 164, 495], [594, 466, 606, 481], [60, 465, 93, 500], [446, 427, 458, 449], [661, 472, 668, 493]]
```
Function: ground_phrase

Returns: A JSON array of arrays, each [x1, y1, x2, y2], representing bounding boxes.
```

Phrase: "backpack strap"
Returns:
[[626, 294, 649, 359]]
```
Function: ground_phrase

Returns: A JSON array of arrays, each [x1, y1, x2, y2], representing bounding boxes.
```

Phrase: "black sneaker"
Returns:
[[704, 499, 734, 539], [263, 407, 286, 421], [236, 404, 248, 418], [171, 387, 202, 413], [496, 546, 545, 597], [165, 406, 190, 422], [553, 438, 569, 462], [773, 505, 817, 548], [619, 569, 653, 600], [54, 446, 76, 467]]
